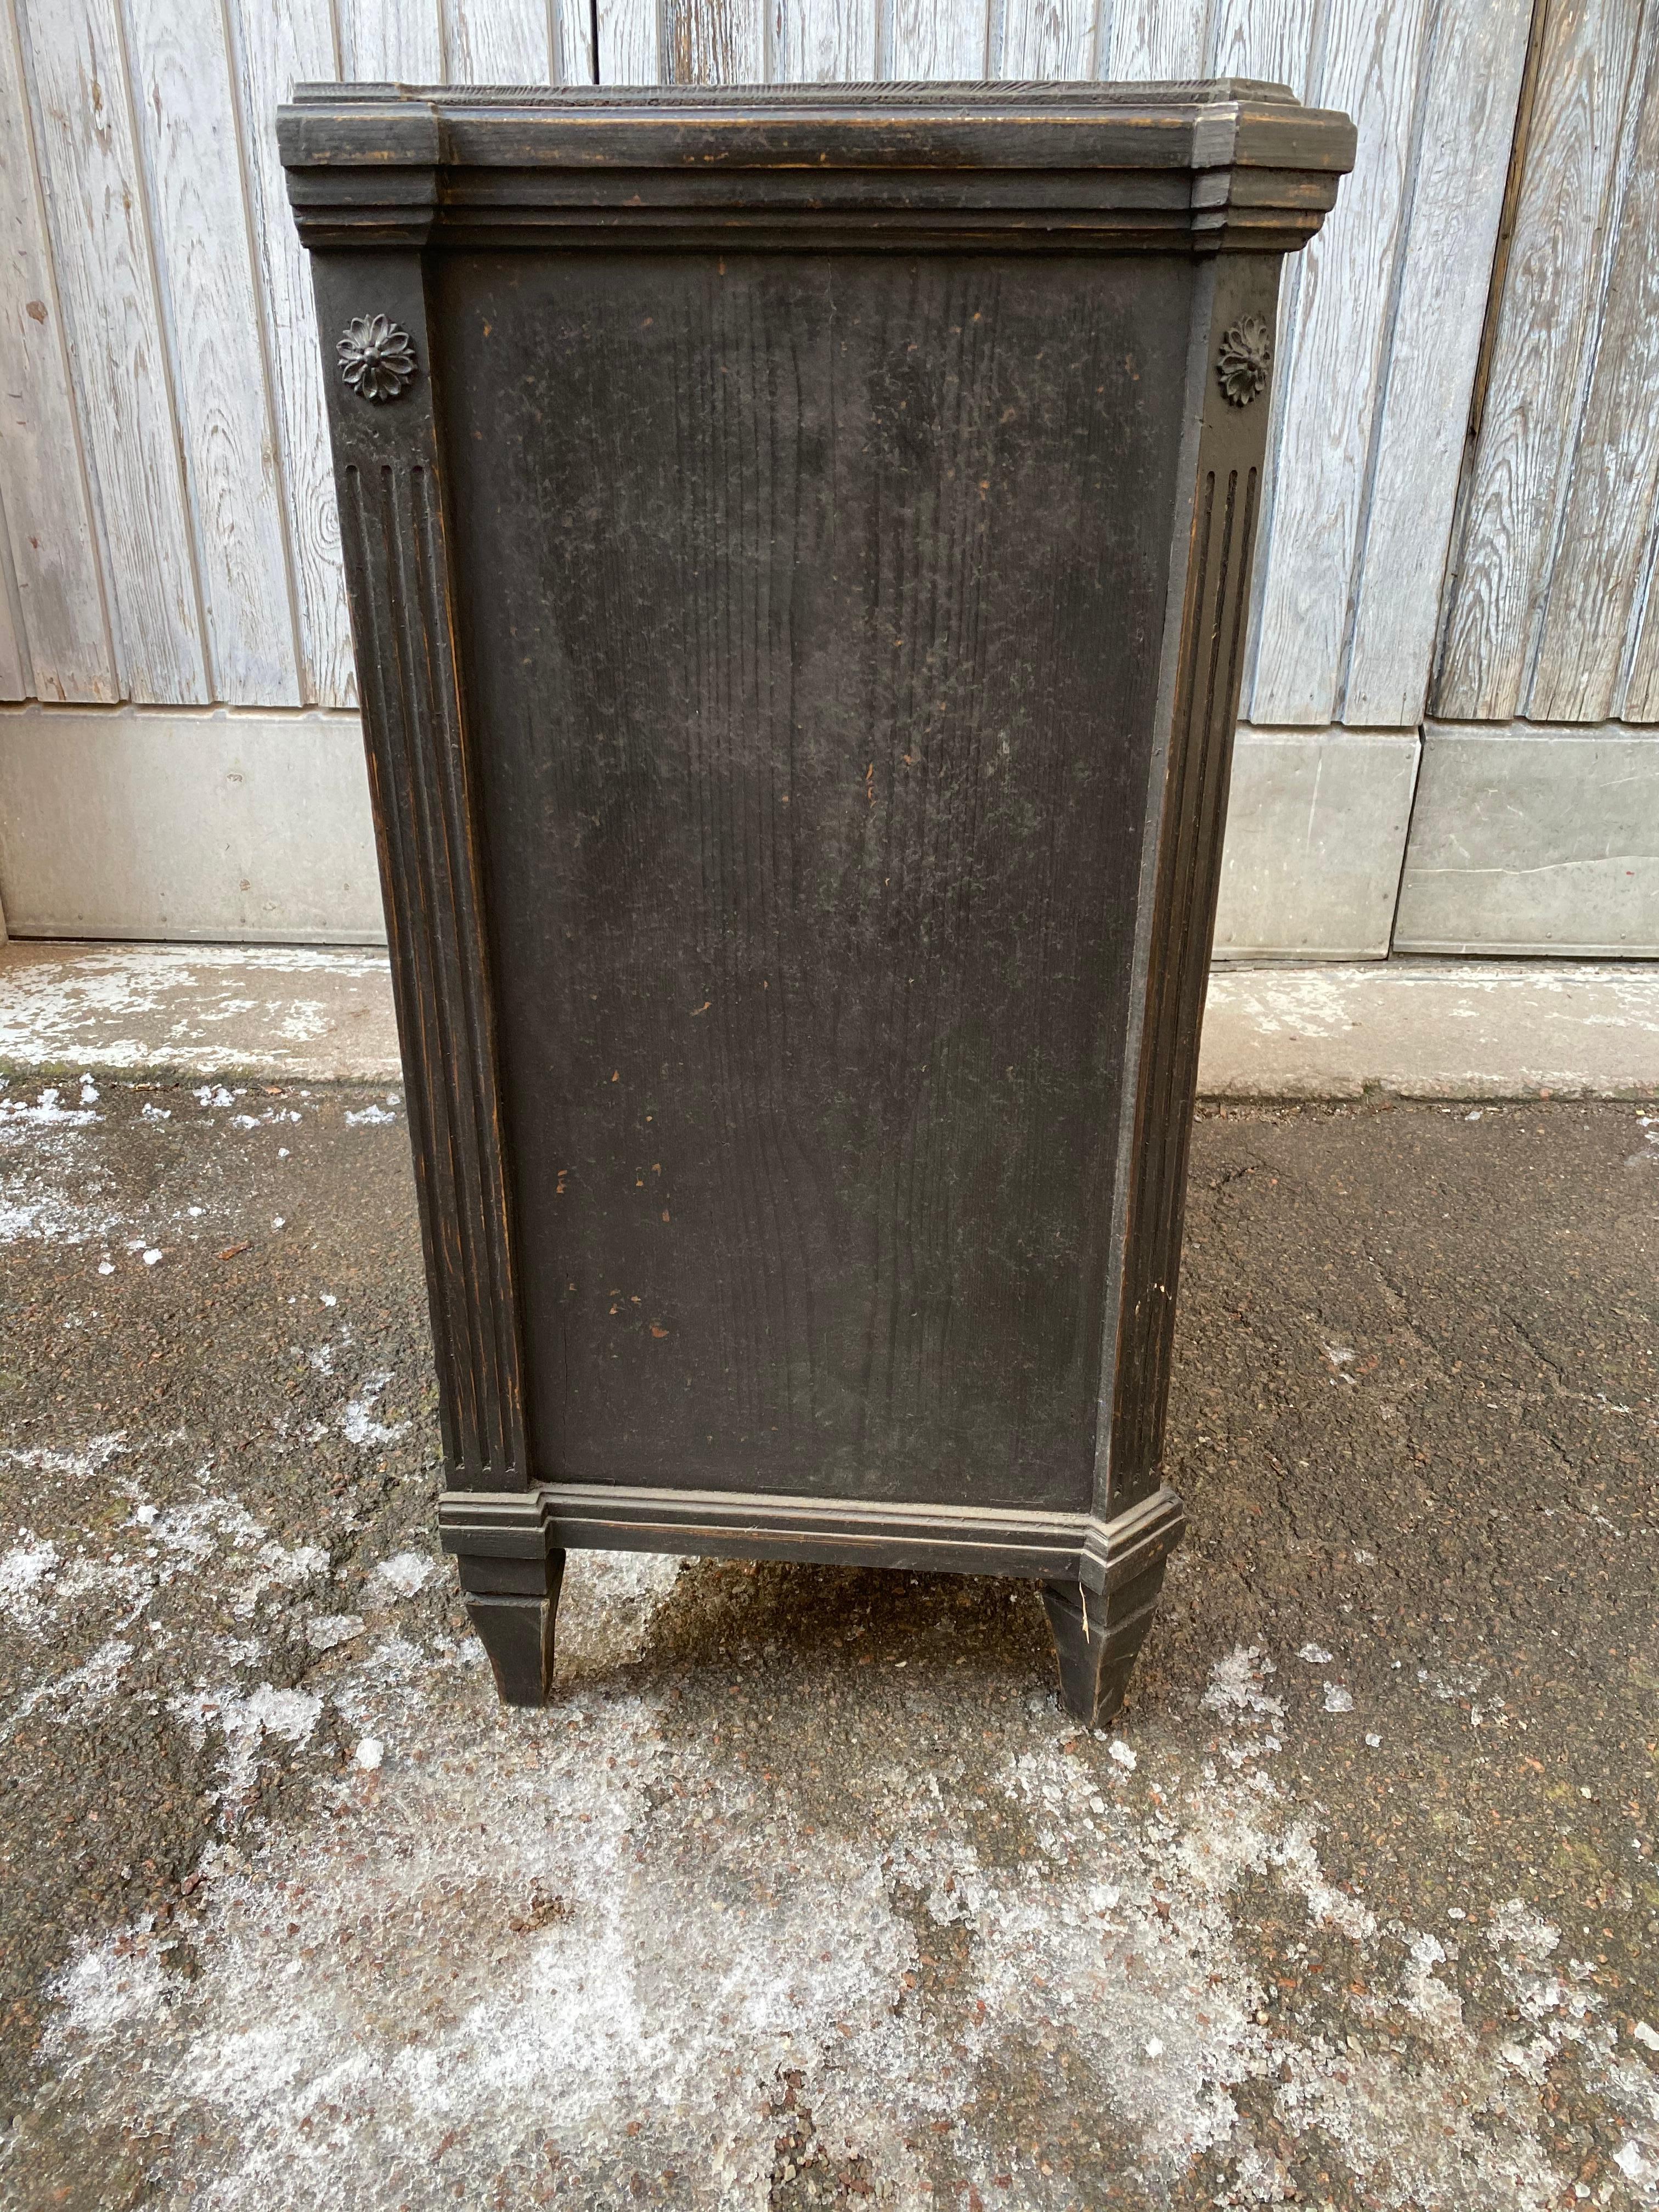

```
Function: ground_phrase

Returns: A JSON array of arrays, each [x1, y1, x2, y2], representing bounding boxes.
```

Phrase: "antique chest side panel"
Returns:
[[280, 81, 1356, 1708], [436, 247, 1193, 1514]]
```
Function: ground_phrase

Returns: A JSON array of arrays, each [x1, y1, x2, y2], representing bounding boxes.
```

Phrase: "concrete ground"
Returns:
[[4, 940, 1659, 1101], [0, 1071, 1655, 2210]]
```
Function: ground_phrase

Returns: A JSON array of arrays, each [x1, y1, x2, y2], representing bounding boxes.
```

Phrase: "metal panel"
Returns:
[[1394, 723, 1659, 956], [1212, 726, 1420, 961], [0, 706, 385, 940]]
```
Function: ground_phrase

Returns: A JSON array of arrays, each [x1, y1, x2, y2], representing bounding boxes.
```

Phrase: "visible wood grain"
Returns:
[[554, 0, 596, 84], [0, 1, 113, 702], [0, 512, 25, 696], [664, 0, 765, 82], [1207, 0, 1315, 94], [1108, 0, 1206, 81], [22, 0, 208, 702], [126, 0, 300, 704], [1248, 0, 1435, 725], [1205, 0, 1316, 726], [1109, 252, 1278, 1505], [885, 0, 987, 82], [1000, 0, 1095, 82], [773, 0, 877, 81], [1531, 13, 1659, 724], [1343, 0, 1532, 727], [230, 0, 356, 709], [315, 245, 529, 1489], [289, 83, 1344, 1712], [444, 0, 554, 82], [337, 0, 444, 81], [1434, 0, 1643, 722], [437, 246, 1195, 1504], [596, 0, 660, 82], [1623, 530, 1659, 723]]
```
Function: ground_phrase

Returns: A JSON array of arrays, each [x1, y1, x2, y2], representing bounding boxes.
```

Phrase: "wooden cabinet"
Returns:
[[281, 82, 1352, 1721]]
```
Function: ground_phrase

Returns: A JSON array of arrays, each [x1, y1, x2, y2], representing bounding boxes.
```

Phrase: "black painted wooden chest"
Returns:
[[281, 81, 1353, 1723]]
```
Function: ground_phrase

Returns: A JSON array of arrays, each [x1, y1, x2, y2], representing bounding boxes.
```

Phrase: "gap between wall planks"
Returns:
[[0, 0, 593, 718], [1, 0, 1650, 766], [1435, 0, 1659, 729]]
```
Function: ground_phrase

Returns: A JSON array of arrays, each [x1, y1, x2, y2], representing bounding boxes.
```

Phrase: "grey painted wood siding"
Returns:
[[0, 0, 1651, 956], [0, 0, 1530, 733]]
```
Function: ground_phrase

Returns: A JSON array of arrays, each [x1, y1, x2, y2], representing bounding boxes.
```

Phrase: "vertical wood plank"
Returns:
[[229, 0, 356, 709], [596, 0, 661, 81], [444, 0, 554, 82], [1108, 0, 1206, 81], [1207, 0, 1314, 94], [1000, 0, 1094, 81], [773, 0, 875, 78], [554, 0, 596, 82], [885, 0, 987, 82], [1344, 0, 1532, 727], [337, 0, 445, 80], [0, 0, 114, 700], [21, 0, 208, 702], [1622, 523, 1659, 722], [1248, 0, 1436, 726], [1530, 14, 1659, 723], [126, 0, 301, 705], [1205, 0, 1316, 724], [0, 489, 27, 697], [1434, 0, 1643, 722], [663, 0, 764, 80]]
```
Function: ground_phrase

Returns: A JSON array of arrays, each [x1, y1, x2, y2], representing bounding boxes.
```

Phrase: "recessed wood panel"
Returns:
[[438, 248, 1193, 1509]]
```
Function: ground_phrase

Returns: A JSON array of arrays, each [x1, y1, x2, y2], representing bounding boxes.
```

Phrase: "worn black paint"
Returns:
[[442, 250, 1186, 1508], [281, 82, 1354, 1722]]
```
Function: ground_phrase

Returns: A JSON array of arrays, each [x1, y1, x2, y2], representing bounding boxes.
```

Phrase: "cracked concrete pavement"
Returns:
[[0, 1075, 1655, 2210]]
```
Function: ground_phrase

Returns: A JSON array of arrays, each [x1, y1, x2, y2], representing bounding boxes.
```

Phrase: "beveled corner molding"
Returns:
[[437, 1478, 1185, 1594], [278, 81, 1357, 257]]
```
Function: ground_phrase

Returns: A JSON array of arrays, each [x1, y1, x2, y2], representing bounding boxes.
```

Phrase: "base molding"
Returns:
[[437, 1481, 1186, 1712], [436, 1479, 1185, 1595]]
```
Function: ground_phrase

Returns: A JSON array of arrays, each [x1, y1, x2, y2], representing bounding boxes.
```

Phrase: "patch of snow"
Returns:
[[340, 1372, 408, 1449], [0, 1536, 60, 1627], [306, 1614, 366, 1654], [371, 1551, 435, 1601]]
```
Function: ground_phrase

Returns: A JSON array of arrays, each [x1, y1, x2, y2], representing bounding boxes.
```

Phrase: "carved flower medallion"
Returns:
[[337, 314, 417, 403], [1217, 315, 1272, 407]]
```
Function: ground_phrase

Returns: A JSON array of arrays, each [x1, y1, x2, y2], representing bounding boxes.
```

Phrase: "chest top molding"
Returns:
[[278, 81, 1357, 256]]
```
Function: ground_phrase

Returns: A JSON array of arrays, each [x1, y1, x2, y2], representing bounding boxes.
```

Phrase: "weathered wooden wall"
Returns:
[[1402, 0, 1659, 953], [0, 0, 1651, 954]]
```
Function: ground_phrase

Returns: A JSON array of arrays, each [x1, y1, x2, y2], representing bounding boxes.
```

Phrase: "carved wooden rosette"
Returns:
[[283, 85, 1352, 1720]]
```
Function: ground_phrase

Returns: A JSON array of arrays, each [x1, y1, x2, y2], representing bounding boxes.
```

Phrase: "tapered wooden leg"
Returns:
[[454, 1547, 566, 1706], [1042, 1555, 1170, 1726], [1041, 1487, 1185, 1725]]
